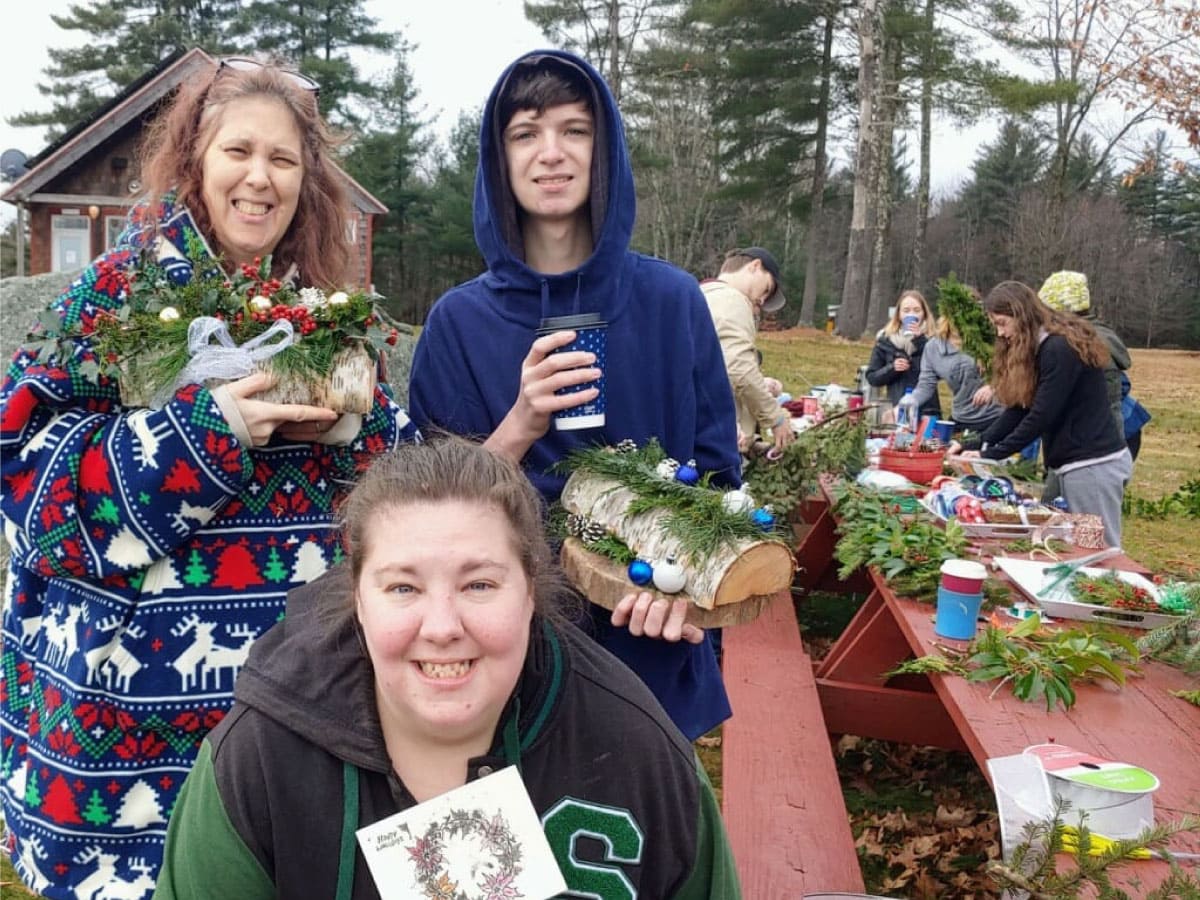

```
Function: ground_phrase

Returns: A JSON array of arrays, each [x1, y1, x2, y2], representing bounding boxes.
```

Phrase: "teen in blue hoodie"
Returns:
[[409, 50, 739, 740]]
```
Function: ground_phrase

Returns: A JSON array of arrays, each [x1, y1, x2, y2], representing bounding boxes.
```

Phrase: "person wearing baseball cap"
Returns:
[[700, 247, 794, 456]]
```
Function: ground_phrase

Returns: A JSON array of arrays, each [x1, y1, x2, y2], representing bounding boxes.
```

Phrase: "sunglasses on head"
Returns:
[[218, 57, 320, 97]]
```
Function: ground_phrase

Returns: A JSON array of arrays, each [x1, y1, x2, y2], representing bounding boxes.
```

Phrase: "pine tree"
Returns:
[[81, 788, 113, 826], [234, 0, 397, 128], [24, 768, 41, 811], [92, 497, 121, 526], [7, 0, 239, 140], [342, 43, 433, 307]]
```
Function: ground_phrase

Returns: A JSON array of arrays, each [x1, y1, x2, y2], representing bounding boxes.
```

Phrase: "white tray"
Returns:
[[919, 495, 1072, 541], [994, 557, 1176, 629]]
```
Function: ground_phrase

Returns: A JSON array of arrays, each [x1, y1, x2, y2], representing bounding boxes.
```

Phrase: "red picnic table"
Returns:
[[792, 480, 1200, 891]]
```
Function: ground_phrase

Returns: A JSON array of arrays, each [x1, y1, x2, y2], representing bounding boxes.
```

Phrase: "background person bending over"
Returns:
[[408, 50, 740, 741], [0, 57, 419, 900], [956, 281, 1130, 547], [701, 247, 795, 457], [155, 437, 741, 900]]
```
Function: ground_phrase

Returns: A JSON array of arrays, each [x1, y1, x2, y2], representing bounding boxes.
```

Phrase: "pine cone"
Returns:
[[565, 513, 584, 538], [581, 519, 607, 545], [615, 438, 637, 453]]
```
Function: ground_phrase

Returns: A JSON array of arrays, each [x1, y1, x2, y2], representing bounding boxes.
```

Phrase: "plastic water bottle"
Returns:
[[896, 387, 919, 432]]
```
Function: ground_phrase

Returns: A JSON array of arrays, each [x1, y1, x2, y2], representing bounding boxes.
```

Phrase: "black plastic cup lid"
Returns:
[[536, 313, 606, 334]]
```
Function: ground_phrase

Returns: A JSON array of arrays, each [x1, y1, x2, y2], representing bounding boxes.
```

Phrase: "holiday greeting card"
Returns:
[[356, 766, 566, 900]]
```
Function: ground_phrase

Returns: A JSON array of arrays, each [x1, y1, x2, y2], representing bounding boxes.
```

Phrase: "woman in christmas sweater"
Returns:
[[156, 437, 740, 900], [0, 59, 418, 899]]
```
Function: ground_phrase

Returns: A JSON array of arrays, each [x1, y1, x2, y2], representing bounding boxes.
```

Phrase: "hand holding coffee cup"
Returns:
[[535, 314, 607, 430]]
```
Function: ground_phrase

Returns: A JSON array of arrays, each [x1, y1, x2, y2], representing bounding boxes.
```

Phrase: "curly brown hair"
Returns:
[[138, 58, 351, 288], [985, 281, 1109, 407]]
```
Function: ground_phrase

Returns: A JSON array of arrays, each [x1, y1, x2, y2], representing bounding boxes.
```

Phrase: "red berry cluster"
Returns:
[[240, 258, 284, 300], [248, 304, 318, 335]]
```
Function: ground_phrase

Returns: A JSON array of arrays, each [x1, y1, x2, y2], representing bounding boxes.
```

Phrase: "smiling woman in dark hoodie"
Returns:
[[154, 438, 740, 900]]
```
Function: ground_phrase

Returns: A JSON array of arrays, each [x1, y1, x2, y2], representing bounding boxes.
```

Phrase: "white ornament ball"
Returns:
[[158, 306, 181, 322], [721, 488, 756, 514], [249, 295, 272, 312], [652, 557, 687, 594], [328, 291, 350, 306]]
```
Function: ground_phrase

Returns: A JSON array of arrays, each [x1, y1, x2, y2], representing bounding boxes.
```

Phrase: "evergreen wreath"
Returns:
[[25, 237, 400, 399], [406, 807, 523, 900], [553, 439, 785, 569], [935, 272, 995, 377]]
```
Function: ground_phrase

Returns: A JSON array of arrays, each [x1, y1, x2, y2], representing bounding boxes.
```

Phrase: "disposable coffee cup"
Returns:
[[932, 420, 955, 444], [935, 585, 984, 640], [535, 313, 607, 431], [941, 559, 987, 594]]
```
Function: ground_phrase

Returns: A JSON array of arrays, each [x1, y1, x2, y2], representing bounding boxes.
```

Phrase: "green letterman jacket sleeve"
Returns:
[[672, 760, 742, 899], [153, 741, 275, 900]]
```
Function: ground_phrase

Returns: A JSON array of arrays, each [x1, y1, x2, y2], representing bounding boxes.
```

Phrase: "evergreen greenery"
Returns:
[[554, 439, 787, 570], [742, 416, 867, 521], [934, 272, 994, 376]]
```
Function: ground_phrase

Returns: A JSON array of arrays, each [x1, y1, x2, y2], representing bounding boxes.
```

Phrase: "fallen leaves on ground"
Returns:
[[837, 736, 1003, 899]]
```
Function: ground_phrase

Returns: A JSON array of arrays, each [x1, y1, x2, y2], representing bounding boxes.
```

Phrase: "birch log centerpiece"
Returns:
[[559, 470, 795, 628], [119, 340, 376, 414]]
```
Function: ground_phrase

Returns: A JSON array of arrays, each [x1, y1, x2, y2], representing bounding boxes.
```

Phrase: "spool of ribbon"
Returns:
[[152, 316, 295, 408]]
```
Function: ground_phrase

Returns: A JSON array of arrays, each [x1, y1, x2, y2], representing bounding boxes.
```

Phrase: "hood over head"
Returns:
[[474, 50, 635, 304]]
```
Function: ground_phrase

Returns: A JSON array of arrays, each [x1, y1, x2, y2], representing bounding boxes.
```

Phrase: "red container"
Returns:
[[878, 447, 945, 484]]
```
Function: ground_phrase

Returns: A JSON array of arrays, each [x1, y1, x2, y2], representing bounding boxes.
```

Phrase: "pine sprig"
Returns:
[[936, 272, 995, 377]]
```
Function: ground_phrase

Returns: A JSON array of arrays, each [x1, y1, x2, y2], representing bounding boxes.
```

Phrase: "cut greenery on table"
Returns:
[[1071, 570, 1188, 615], [742, 415, 866, 521], [831, 482, 991, 603], [887, 613, 1140, 711]]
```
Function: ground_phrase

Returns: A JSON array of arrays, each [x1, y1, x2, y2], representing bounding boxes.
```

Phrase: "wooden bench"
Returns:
[[722, 590, 865, 897]]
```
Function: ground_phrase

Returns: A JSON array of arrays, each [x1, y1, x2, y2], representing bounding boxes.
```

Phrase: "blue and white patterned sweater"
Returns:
[[0, 198, 419, 899]]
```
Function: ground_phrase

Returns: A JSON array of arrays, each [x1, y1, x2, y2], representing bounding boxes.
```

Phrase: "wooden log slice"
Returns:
[[560, 538, 775, 629]]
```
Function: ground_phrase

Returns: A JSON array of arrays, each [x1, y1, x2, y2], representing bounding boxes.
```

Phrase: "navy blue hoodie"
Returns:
[[409, 50, 737, 740]]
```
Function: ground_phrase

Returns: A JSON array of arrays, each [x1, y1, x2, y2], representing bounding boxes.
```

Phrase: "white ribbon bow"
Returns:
[[152, 316, 295, 408]]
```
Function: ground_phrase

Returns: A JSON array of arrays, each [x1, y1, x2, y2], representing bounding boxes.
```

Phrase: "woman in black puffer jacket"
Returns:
[[864, 289, 942, 419]]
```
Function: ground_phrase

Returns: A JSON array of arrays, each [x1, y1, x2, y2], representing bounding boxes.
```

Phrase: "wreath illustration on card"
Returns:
[[407, 807, 525, 900]]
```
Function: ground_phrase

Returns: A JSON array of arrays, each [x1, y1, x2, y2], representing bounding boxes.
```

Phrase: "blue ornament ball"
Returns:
[[627, 559, 654, 586], [752, 508, 776, 530], [675, 460, 700, 486]]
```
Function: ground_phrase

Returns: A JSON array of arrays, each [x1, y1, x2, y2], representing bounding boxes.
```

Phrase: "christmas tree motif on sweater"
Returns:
[[7, 754, 28, 800], [81, 788, 114, 826], [141, 557, 182, 595], [43, 603, 89, 668], [42, 772, 84, 824], [291, 541, 327, 583], [211, 540, 265, 590], [103, 526, 155, 570], [112, 779, 166, 829], [14, 835, 51, 895]]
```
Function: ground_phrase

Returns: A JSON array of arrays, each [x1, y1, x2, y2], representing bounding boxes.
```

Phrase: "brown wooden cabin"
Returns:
[[1, 48, 386, 288]]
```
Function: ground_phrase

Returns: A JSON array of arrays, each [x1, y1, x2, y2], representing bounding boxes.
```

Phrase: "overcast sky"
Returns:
[[1, 0, 994, 225]]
